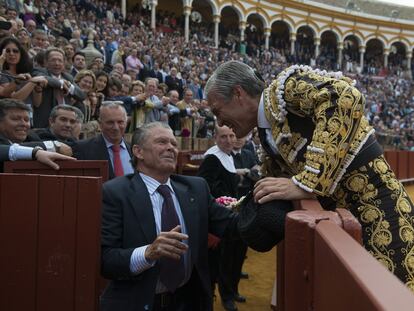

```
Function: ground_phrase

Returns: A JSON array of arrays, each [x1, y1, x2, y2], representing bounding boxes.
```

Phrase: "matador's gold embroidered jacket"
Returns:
[[262, 66, 375, 197]]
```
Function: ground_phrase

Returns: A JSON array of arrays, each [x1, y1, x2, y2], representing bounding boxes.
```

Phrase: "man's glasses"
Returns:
[[5, 48, 19, 54]]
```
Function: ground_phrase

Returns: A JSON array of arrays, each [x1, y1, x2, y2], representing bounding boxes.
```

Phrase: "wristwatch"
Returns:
[[53, 141, 62, 153], [32, 146, 43, 160]]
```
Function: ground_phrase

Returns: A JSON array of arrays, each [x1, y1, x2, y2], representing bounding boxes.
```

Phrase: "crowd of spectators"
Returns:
[[0, 0, 413, 150]]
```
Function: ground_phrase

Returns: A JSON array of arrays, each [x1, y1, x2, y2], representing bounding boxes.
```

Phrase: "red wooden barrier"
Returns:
[[384, 150, 399, 177], [314, 221, 414, 310], [0, 174, 102, 311], [397, 151, 409, 180], [277, 203, 414, 311], [4, 160, 109, 181]]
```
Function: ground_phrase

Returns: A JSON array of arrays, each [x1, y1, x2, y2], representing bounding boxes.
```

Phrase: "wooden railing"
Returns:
[[275, 199, 414, 310], [0, 173, 102, 311]]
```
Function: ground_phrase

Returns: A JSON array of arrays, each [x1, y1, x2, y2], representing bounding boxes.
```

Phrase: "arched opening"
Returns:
[[156, 0, 183, 31], [343, 35, 360, 73], [388, 42, 406, 75], [296, 26, 315, 65], [246, 13, 264, 47], [192, 0, 214, 38], [270, 20, 290, 53], [365, 38, 384, 75], [318, 30, 338, 70], [219, 6, 240, 49]]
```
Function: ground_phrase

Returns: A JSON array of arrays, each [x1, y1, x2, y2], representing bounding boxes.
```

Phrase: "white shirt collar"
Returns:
[[204, 145, 236, 173], [102, 134, 127, 150], [139, 172, 174, 196], [258, 92, 271, 129]]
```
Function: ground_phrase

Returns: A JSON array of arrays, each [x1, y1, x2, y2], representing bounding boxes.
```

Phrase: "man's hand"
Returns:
[[30, 75, 48, 88], [253, 177, 315, 204], [35, 150, 76, 170], [58, 143, 73, 156], [145, 225, 188, 261]]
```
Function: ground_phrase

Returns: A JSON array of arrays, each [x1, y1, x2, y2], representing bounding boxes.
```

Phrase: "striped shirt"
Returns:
[[129, 172, 191, 293]]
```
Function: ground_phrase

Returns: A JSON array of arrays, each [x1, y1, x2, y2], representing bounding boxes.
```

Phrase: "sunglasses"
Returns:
[[5, 48, 19, 54]]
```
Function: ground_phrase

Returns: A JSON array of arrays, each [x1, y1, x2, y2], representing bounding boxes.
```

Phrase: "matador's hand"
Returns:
[[253, 177, 315, 204]]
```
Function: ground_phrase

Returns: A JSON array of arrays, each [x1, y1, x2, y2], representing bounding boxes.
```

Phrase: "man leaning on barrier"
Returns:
[[205, 60, 414, 291]]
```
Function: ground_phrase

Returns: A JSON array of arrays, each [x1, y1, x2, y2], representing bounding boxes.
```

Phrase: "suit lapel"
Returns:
[[128, 174, 157, 243], [171, 178, 198, 256]]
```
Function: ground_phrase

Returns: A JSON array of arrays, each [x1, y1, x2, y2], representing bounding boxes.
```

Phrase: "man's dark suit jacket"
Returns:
[[165, 75, 184, 98], [72, 134, 131, 179], [0, 145, 10, 161], [33, 70, 86, 128], [34, 128, 77, 146], [0, 132, 47, 172], [100, 173, 237, 311]]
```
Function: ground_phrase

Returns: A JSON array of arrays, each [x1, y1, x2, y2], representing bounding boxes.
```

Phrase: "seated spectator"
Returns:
[[73, 101, 133, 179], [0, 37, 47, 115], [15, 28, 30, 51], [95, 71, 110, 98], [0, 98, 72, 156], [128, 80, 151, 132], [63, 43, 75, 72], [165, 67, 183, 98], [73, 70, 97, 122], [125, 48, 143, 77], [28, 29, 48, 58], [177, 89, 196, 136], [32, 47, 86, 128], [71, 51, 86, 78], [35, 105, 84, 144]]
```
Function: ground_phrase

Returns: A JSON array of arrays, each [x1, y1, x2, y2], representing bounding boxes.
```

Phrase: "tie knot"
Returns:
[[111, 144, 121, 152], [157, 184, 172, 199]]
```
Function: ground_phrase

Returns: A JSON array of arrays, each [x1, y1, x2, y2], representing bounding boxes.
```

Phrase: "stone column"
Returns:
[[213, 14, 220, 48], [121, 0, 126, 19], [264, 27, 271, 50], [359, 46, 365, 72], [337, 42, 343, 69], [406, 52, 412, 79], [151, 0, 157, 30], [183, 6, 191, 43], [383, 48, 389, 68], [239, 21, 247, 42], [314, 37, 320, 58], [290, 33, 296, 56]]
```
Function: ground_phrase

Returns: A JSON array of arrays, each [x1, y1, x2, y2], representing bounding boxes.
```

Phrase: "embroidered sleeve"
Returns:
[[288, 73, 373, 196]]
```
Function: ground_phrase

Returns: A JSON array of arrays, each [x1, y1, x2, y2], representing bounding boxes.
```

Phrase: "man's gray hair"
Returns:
[[204, 60, 265, 103], [99, 101, 127, 119], [145, 77, 159, 86], [130, 122, 173, 167], [49, 104, 84, 122]]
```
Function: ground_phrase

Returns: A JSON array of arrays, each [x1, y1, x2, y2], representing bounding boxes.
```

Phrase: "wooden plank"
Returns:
[[314, 221, 414, 311], [4, 160, 109, 182], [384, 151, 398, 177], [397, 151, 409, 179], [75, 177, 102, 311], [0, 174, 39, 311], [408, 152, 414, 179], [36, 175, 73, 311]]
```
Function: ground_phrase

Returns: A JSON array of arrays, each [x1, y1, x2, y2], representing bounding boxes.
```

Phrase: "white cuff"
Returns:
[[68, 83, 75, 95], [130, 245, 155, 275], [43, 140, 55, 152], [9, 143, 33, 161]]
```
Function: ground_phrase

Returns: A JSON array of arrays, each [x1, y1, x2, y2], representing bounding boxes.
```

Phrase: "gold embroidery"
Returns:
[[263, 68, 373, 196]]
